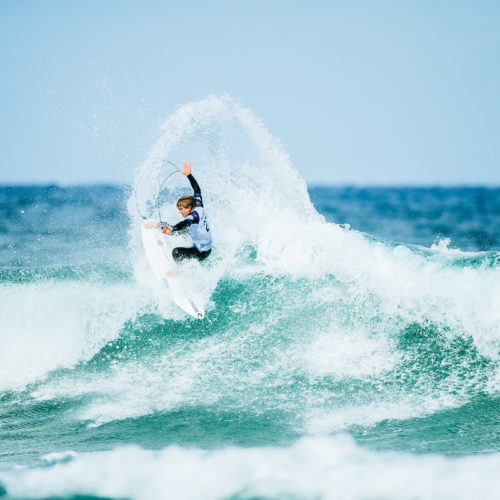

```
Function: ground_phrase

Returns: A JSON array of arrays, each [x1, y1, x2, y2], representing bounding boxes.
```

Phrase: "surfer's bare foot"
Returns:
[[144, 220, 159, 228]]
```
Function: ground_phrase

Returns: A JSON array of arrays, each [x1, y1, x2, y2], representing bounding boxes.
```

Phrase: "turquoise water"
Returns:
[[0, 98, 499, 499]]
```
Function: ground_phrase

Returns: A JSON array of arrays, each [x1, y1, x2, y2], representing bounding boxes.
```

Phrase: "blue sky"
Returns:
[[1, 0, 499, 185]]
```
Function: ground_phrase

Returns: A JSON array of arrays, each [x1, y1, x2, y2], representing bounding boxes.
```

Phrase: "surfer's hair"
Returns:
[[176, 195, 196, 209]]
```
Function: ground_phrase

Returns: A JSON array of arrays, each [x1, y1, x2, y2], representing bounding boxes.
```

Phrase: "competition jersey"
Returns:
[[165, 174, 213, 252]]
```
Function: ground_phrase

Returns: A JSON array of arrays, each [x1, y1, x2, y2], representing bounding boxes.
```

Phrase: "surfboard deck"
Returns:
[[141, 225, 204, 319]]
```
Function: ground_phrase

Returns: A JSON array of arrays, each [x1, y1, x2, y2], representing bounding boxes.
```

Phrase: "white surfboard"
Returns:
[[141, 225, 204, 319]]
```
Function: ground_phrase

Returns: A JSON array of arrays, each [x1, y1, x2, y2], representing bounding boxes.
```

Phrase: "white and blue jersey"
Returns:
[[165, 174, 212, 252]]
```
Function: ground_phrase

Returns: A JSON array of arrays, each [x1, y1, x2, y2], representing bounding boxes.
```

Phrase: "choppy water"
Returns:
[[0, 97, 499, 499]]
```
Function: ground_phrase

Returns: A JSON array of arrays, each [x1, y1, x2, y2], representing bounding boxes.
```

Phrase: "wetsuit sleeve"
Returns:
[[187, 174, 203, 207], [171, 210, 200, 232]]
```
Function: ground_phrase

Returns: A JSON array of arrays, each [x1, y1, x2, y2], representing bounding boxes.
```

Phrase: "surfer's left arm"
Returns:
[[155, 216, 199, 235], [164, 211, 199, 234]]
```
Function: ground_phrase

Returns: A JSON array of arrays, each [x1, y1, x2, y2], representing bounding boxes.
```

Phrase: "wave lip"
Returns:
[[129, 95, 500, 360]]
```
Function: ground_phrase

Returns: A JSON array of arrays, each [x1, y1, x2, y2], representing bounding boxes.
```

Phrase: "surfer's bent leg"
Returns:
[[172, 246, 211, 262]]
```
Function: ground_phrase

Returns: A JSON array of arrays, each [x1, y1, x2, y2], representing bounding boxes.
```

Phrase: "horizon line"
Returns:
[[0, 182, 499, 189]]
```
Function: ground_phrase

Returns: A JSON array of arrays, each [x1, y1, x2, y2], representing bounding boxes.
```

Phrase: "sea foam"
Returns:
[[1, 435, 499, 500]]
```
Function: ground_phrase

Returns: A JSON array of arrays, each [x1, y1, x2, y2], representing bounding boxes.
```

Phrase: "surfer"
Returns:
[[144, 161, 212, 262]]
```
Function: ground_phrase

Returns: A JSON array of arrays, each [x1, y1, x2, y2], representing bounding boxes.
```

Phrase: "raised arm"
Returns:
[[181, 161, 203, 207]]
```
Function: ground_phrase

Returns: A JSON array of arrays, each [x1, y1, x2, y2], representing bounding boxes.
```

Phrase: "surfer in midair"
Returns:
[[144, 161, 212, 261]]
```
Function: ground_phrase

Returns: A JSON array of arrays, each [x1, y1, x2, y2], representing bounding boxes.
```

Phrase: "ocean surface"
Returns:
[[1, 98, 499, 499]]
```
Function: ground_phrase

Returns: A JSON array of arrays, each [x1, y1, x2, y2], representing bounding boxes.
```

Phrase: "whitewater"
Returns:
[[0, 96, 499, 499]]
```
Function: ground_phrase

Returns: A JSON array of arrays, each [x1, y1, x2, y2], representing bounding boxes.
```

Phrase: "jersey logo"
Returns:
[[189, 210, 200, 224]]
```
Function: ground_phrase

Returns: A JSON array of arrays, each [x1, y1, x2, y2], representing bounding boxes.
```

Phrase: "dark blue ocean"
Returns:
[[0, 99, 499, 499]]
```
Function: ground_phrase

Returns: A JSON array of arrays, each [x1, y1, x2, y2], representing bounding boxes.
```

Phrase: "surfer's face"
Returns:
[[178, 206, 192, 218]]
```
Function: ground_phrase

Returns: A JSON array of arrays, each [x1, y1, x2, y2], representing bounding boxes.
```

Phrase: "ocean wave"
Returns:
[[2, 97, 499, 432]]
